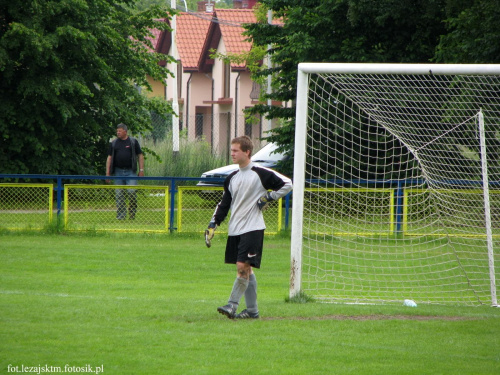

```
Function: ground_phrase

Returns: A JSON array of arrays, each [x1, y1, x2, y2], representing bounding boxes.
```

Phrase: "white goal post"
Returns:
[[291, 63, 500, 306]]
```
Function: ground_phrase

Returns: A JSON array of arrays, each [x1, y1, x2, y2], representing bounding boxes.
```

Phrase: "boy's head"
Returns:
[[231, 135, 254, 156]]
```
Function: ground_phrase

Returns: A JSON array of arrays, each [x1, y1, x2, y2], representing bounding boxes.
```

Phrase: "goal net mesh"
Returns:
[[297, 69, 500, 305]]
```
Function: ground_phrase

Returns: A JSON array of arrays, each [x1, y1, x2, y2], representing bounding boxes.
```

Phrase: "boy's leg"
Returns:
[[235, 231, 263, 319], [235, 272, 259, 319], [218, 237, 244, 319], [218, 232, 262, 319], [218, 262, 251, 319], [217, 276, 247, 319], [244, 273, 258, 314], [228, 273, 250, 307]]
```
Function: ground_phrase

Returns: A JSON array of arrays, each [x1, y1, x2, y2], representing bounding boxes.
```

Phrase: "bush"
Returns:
[[142, 131, 228, 184]]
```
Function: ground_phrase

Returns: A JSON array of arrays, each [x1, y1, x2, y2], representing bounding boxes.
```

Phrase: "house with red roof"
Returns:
[[148, 1, 281, 154], [194, 8, 259, 152]]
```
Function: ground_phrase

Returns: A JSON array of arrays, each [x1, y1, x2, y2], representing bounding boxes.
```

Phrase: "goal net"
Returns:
[[291, 63, 500, 306]]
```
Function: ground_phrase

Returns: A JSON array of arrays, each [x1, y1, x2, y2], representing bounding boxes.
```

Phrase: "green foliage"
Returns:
[[142, 130, 228, 180], [244, 0, 500, 179], [134, 0, 231, 12], [435, 0, 500, 63], [210, 45, 267, 77], [148, 97, 173, 144], [135, 0, 172, 12], [0, 0, 176, 175], [214, 0, 233, 9]]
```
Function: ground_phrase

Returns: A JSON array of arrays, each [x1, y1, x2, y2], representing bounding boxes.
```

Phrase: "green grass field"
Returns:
[[1, 232, 499, 374]]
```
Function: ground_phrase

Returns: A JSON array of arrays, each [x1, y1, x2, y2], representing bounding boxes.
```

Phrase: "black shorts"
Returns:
[[225, 230, 265, 269]]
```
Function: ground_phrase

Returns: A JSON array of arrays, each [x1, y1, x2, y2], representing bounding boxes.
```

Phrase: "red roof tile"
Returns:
[[215, 9, 256, 69], [177, 12, 212, 71], [146, 28, 162, 51], [144, 19, 171, 66], [145, 19, 169, 53]]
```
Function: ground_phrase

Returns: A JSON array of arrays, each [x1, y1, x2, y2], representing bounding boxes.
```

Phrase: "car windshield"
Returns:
[[251, 143, 284, 163]]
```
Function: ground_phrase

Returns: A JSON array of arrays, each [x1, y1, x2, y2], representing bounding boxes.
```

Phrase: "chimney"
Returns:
[[197, 1, 214, 13]]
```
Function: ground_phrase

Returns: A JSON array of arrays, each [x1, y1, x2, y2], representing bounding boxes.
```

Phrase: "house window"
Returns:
[[195, 113, 204, 138], [250, 81, 260, 100], [244, 118, 252, 138], [223, 62, 231, 98]]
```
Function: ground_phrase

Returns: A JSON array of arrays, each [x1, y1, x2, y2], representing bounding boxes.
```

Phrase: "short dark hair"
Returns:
[[117, 123, 128, 131], [232, 135, 254, 155]]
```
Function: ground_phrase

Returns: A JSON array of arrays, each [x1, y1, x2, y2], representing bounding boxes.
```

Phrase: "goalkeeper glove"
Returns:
[[205, 222, 216, 248], [257, 192, 274, 211]]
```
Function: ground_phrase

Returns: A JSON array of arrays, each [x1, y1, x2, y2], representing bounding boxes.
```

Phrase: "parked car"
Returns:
[[197, 142, 287, 188]]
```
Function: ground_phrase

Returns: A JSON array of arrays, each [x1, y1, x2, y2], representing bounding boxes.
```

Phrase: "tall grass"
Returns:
[[141, 131, 228, 183]]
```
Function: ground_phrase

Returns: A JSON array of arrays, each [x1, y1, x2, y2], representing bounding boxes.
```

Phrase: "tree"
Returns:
[[0, 0, 175, 175], [435, 0, 500, 63], [244, 0, 448, 176]]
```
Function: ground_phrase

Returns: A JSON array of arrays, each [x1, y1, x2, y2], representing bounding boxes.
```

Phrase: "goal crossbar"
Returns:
[[298, 63, 500, 76]]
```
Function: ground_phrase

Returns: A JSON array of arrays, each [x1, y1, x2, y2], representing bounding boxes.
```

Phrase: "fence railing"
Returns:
[[0, 175, 291, 234], [176, 186, 285, 234], [0, 183, 54, 230], [2, 175, 498, 237], [64, 184, 170, 233]]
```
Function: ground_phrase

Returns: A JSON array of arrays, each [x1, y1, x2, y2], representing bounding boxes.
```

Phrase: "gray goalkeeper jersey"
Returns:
[[211, 162, 293, 236]]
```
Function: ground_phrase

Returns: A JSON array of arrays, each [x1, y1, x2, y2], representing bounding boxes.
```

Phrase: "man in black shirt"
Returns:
[[106, 123, 144, 220]]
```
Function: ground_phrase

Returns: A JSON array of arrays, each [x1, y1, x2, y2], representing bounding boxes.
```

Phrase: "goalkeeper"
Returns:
[[206, 136, 292, 319]]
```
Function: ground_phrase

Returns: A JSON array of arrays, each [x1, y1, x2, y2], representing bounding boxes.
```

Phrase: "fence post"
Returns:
[[56, 176, 63, 217], [395, 181, 404, 234], [169, 178, 176, 232]]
